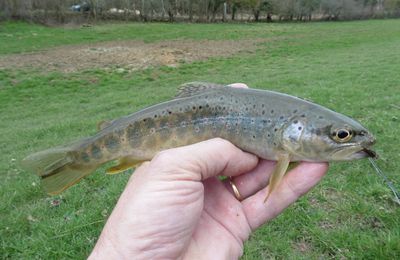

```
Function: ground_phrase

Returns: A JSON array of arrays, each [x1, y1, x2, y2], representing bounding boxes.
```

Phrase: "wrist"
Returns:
[[89, 223, 133, 259]]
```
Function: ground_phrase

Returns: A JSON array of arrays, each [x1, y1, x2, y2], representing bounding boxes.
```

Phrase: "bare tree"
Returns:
[[1, 0, 400, 23]]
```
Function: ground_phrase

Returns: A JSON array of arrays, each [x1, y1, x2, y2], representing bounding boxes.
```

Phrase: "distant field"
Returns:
[[0, 20, 399, 259]]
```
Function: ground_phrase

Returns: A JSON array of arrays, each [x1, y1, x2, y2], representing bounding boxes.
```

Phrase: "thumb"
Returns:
[[148, 138, 259, 181]]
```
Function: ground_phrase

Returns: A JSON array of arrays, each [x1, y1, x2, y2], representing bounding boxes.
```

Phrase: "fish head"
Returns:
[[281, 111, 376, 162]]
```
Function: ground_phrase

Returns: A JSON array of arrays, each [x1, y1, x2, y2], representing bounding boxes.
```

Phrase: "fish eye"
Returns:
[[332, 129, 353, 142]]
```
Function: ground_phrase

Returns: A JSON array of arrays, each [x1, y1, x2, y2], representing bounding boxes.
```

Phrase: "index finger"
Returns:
[[149, 138, 259, 181]]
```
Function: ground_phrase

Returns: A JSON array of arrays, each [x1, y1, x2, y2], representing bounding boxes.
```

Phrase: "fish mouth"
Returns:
[[355, 147, 378, 159], [332, 145, 378, 160]]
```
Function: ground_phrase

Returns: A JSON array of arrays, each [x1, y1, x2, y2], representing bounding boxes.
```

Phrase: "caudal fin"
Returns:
[[21, 147, 95, 195]]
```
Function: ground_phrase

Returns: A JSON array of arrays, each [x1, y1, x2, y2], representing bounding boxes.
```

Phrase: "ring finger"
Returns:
[[224, 159, 276, 201]]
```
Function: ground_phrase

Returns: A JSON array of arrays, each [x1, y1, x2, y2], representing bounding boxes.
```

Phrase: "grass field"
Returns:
[[1, 20, 400, 259]]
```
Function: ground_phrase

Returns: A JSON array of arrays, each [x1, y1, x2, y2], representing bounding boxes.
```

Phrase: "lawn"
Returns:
[[0, 20, 399, 259]]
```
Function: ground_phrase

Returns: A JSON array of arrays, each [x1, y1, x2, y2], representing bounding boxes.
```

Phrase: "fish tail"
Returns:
[[21, 146, 96, 195]]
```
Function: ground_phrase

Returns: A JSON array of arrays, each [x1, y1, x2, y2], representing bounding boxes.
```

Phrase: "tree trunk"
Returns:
[[253, 10, 260, 22], [232, 4, 237, 20], [223, 2, 227, 22], [161, 0, 166, 19], [88, 0, 97, 21], [141, 0, 146, 21], [266, 13, 272, 22], [189, 0, 193, 21]]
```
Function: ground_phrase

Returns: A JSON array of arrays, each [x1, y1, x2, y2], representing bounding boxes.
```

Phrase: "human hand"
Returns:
[[89, 139, 328, 259]]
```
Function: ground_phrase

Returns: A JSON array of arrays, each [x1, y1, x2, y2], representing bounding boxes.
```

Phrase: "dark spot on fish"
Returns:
[[319, 116, 324, 119], [252, 135, 256, 139], [205, 95, 208, 99], [143, 118, 147, 122], [298, 126, 302, 130], [206, 104, 209, 108], [179, 107, 183, 112], [273, 142, 277, 146], [267, 133, 271, 137], [267, 119, 271, 123], [154, 114, 158, 118], [301, 114, 306, 118], [262, 104, 265, 108], [271, 110, 274, 114], [274, 128, 278, 132], [245, 107, 249, 111], [293, 109, 298, 114], [262, 110, 265, 115], [280, 116, 284, 120], [316, 129, 321, 135], [91, 145, 102, 159], [192, 106, 196, 110], [253, 104, 256, 109], [199, 106, 202, 110], [105, 135, 120, 151], [220, 97, 224, 101], [168, 111, 172, 115], [294, 120, 298, 124]]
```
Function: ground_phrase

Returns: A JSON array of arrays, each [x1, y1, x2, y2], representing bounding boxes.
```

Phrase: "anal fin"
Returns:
[[264, 154, 290, 202], [106, 157, 144, 175]]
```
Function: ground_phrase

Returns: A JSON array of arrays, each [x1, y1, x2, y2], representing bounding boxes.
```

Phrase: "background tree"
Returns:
[[1, 0, 400, 23]]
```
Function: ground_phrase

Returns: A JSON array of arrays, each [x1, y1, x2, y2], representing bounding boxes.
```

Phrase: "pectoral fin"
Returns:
[[264, 154, 290, 202], [106, 157, 144, 175]]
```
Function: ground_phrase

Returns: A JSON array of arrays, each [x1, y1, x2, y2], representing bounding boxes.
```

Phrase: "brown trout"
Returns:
[[22, 82, 377, 197]]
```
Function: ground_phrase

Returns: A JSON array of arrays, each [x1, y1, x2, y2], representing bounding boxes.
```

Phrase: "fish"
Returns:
[[21, 82, 377, 199]]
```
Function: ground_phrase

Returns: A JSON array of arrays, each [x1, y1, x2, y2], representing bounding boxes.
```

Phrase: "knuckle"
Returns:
[[152, 149, 176, 165], [211, 137, 233, 148]]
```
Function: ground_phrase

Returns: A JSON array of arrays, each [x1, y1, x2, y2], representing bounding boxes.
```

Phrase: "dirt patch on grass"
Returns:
[[0, 39, 263, 73]]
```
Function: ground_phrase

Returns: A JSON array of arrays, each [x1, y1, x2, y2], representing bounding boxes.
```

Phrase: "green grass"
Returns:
[[0, 20, 294, 55], [1, 20, 400, 259]]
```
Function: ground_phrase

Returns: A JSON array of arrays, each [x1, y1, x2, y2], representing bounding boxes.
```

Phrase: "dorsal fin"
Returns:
[[175, 82, 225, 98]]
